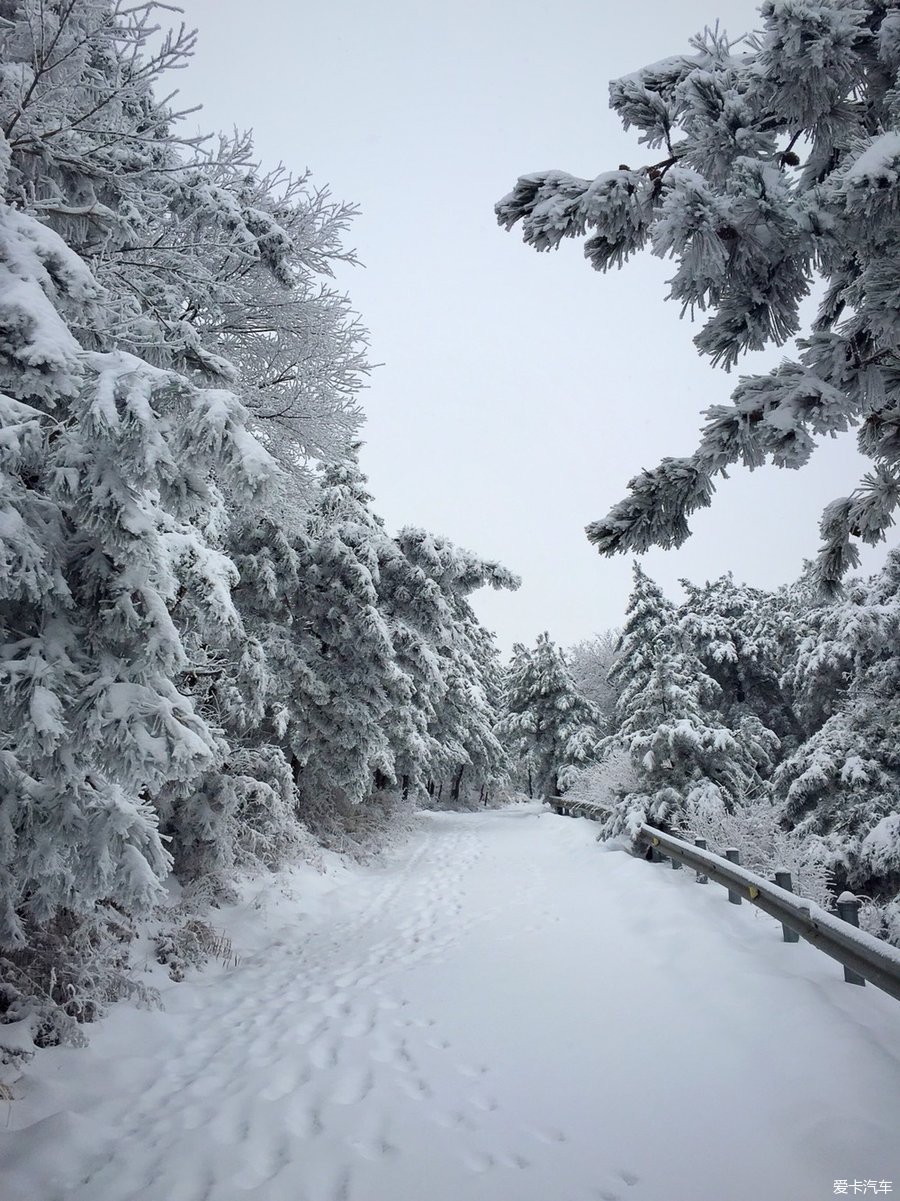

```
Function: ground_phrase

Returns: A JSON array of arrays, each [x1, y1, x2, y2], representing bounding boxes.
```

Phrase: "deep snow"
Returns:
[[2, 804, 899, 1201]]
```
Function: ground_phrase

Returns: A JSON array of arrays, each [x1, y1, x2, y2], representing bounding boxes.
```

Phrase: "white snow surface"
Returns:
[[2, 804, 899, 1201]]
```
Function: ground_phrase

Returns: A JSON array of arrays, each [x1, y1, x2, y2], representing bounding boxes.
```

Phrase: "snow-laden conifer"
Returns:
[[187, 512, 319, 875], [603, 565, 764, 838], [285, 454, 407, 824], [390, 531, 517, 805], [0, 199, 277, 955], [497, 2, 900, 588], [499, 633, 604, 799], [677, 573, 793, 745], [776, 549, 900, 894]]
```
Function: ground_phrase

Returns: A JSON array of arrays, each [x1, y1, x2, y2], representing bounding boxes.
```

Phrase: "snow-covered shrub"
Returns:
[[155, 915, 236, 984], [776, 553, 900, 896], [859, 896, 900, 950], [309, 789, 419, 864], [0, 908, 158, 1047], [685, 793, 834, 911], [564, 746, 640, 813]]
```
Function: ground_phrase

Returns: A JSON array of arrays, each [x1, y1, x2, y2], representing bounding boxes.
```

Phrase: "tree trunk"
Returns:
[[451, 764, 465, 803]]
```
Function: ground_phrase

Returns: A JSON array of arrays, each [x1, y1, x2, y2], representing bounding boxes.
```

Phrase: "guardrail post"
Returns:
[[724, 848, 742, 903], [694, 837, 708, 884], [836, 893, 865, 987], [773, 871, 800, 942]]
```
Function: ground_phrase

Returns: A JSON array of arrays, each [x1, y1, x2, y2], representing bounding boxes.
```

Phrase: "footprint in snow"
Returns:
[[331, 1066, 375, 1105], [432, 1108, 477, 1132], [618, 1168, 640, 1186], [395, 1039, 415, 1068], [456, 1062, 489, 1079], [348, 1132, 400, 1161], [334, 971, 362, 989], [494, 1150, 532, 1170], [294, 1015, 330, 1045], [259, 1061, 312, 1101], [284, 1096, 325, 1138], [309, 1033, 341, 1070], [529, 1125, 568, 1145], [397, 1074, 433, 1101], [343, 1006, 377, 1038], [462, 1150, 496, 1174]]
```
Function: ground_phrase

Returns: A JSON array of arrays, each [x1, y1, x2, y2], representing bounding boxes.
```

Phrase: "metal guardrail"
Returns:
[[547, 796, 610, 820], [638, 825, 900, 1004], [545, 799, 900, 1004]]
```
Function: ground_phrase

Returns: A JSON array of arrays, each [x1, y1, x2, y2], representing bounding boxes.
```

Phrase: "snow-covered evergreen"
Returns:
[[496, 0, 900, 589], [499, 633, 604, 799], [388, 529, 518, 807], [0, 192, 278, 1018], [289, 456, 404, 818], [601, 565, 772, 839], [776, 549, 900, 895], [677, 573, 794, 744]]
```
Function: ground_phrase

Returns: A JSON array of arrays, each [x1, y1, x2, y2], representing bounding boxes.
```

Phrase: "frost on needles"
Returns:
[[496, 0, 900, 590]]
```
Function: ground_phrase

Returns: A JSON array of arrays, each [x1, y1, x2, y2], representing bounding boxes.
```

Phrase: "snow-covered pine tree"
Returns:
[[776, 548, 900, 897], [499, 633, 604, 800], [677, 573, 794, 747], [389, 530, 517, 806], [188, 512, 320, 874], [779, 564, 857, 738], [603, 565, 763, 838], [375, 531, 454, 799], [0, 196, 276, 1014], [287, 455, 406, 824], [441, 605, 510, 806], [496, 1, 900, 589]]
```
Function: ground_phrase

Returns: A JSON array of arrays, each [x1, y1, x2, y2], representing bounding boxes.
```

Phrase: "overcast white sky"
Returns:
[[177, 0, 886, 651]]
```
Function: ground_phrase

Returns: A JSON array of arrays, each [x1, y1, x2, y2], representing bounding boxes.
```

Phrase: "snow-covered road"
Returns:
[[3, 804, 899, 1201]]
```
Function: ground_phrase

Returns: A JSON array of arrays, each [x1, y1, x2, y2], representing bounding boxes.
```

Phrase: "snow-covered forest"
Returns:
[[0, 0, 520, 1044], [494, 0, 900, 943], [2, 1, 900, 1198]]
